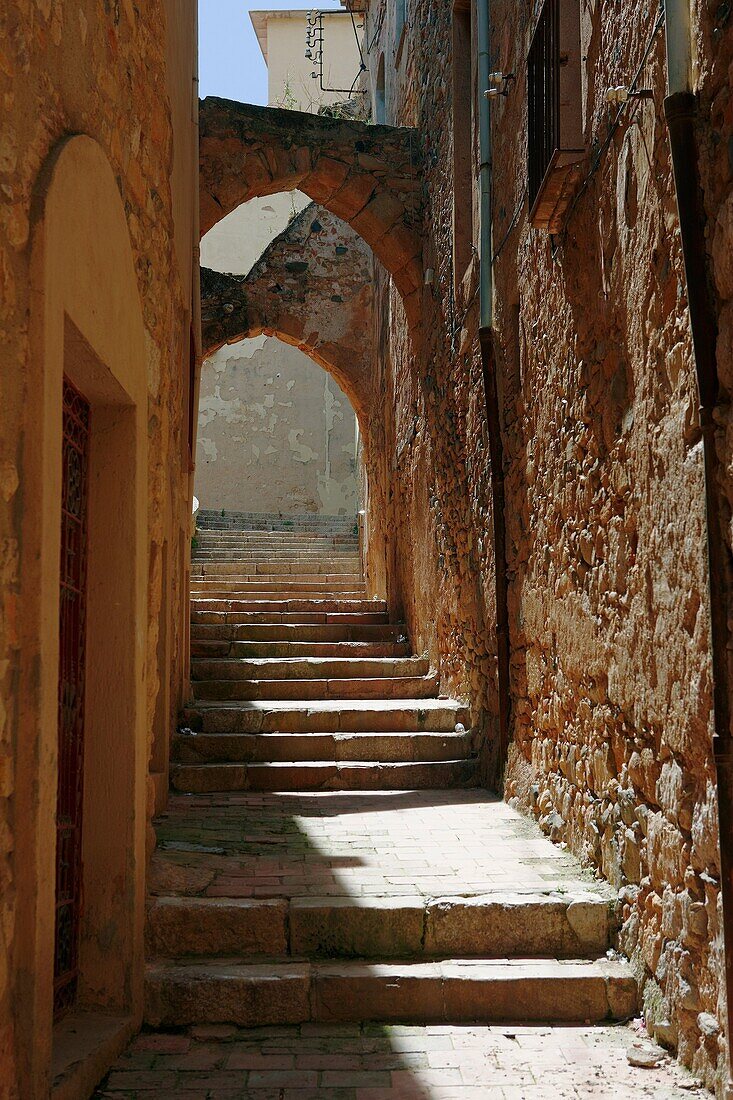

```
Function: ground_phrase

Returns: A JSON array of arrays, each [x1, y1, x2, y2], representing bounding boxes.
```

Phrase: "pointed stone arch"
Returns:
[[199, 98, 423, 328], [201, 203, 373, 420]]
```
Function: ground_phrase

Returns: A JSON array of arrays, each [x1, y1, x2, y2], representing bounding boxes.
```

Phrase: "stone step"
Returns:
[[191, 578, 365, 587], [191, 598, 386, 614], [190, 639, 412, 659], [196, 528, 358, 536], [191, 656, 430, 682], [191, 611, 390, 626], [191, 563, 358, 580], [195, 545, 360, 553], [145, 891, 616, 960], [191, 591, 368, 603], [192, 559, 361, 574], [170, 758, 477, 792], [195, 545, 359, 553], [190, 623, 407, 644], [192, 593, 368, 604], [144, 957, 637, 1028], [171, 729, 473, 764], [180, 698, 469, 734], [195, 543, 360, 553], [191, 674, 440, 702], [195, 528, 358, 536], [188, 576, 363, 585], [193, 553, 360, 562]]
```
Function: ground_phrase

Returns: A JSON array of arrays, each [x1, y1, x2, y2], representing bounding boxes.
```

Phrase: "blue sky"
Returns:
[[199, 0, 342, 105]]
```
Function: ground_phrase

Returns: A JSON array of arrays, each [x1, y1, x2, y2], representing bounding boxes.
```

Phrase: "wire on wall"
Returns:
[[562, 2, 666, 229]]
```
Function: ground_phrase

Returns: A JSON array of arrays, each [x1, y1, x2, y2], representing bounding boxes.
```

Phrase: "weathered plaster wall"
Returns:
[[196, 339, 359, 515], [364, 0, 733, 1090], [0, 1, 197, 1094]]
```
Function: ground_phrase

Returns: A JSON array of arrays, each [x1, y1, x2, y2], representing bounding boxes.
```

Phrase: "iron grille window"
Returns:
[[526, 0, 584, 231], [528, 0, 560, 210], [55, 377, 90, 1018]]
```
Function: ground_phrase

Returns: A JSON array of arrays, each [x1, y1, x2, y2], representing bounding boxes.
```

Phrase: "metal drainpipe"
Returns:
[[477, 0, 511, 777], [664, 3, 733, 1090]]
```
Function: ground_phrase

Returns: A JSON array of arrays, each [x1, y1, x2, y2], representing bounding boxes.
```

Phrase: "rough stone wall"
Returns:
[[365, 0, 733, 1090], [202, 204, 374, 416], [196, 339, 359, 516], [365, 0, 499, 767], [0, 0, 194, 1088]]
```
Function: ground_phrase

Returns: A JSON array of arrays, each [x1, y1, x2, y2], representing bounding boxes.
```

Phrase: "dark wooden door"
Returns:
[[54, 378, 90, 1018]]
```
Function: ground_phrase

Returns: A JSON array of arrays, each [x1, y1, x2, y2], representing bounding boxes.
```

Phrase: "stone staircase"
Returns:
[[178, 525, 476, 792], [144, 521, 637, 1030]]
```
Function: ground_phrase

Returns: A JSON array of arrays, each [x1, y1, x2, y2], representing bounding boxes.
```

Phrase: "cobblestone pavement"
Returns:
[[95, 1021, 707, 1098], [149, 790, 612, 901]]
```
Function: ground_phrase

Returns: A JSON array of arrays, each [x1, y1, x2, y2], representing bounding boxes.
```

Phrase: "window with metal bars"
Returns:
[[55, 376, 90, 1018], [527, 0, 584, 231]]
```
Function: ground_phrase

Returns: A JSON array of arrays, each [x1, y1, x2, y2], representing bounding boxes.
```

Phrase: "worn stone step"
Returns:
[[191, 611, 390, 625], [196, 531, 358, 538], [192, 561, 361, 575], [196, 536, 358, 544], [192, 564, 362, 572], [192, 580, 360, 587], [190, 623, 408, 643], [144, 957, 637, 1028], [191, 656, 430, 682], [169, 758, 477, 792], [190, 639, 412, 659], [191, 673, 440, 702], [189, 580, 363, 589], [192, 571, 363, 581], [171, 729, 473, 764], [191, 591, 368, 603], [195, 550, 360, 558], [180, 698, 469, 734], [191, 598, 386, 614], [145, 891, 616, 960]]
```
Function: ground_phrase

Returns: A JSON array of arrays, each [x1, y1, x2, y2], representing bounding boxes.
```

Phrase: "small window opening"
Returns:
[[527, 0, 584, 231]]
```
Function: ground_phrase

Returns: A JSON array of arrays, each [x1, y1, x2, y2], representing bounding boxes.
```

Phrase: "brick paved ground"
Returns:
[[95, 1021, 706, 1098], [149, 789, 613, 900]]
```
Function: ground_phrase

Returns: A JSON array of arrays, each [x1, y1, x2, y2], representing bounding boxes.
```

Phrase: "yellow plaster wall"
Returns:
[[0, 3, 199, 1096]]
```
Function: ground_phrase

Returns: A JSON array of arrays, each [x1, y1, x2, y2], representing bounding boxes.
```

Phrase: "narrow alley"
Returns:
[[4, 0, 733, 1097], [94, 521, 702, 1096]]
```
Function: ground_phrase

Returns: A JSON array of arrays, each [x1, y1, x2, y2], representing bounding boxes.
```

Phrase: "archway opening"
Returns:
[[196, 334, 363, 522], [196, 194, 370, 530]]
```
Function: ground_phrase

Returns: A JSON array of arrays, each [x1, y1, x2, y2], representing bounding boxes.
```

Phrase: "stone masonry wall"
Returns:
[[0, 1, 194, 1087], [365, 0, 733, 1091]]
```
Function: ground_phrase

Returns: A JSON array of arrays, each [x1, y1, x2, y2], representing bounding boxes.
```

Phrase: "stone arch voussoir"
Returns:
[[200, 97, 423, 330]]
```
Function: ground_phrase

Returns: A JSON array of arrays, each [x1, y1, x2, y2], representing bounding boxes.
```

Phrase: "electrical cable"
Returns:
[[562, 3, 666, 228]]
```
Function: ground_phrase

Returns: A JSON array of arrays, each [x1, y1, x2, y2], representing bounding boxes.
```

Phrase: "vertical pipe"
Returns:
[[477, 0, 493, 328], [477, 0, 511, 776], [664, 5, 733, 1094], [665, 0, 691, 95]]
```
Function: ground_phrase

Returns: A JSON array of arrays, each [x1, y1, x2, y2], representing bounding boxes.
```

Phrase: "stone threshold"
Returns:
[[52, 1012, 136, 1100]]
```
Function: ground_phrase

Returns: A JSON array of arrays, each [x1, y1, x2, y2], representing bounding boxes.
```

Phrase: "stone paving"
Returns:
[[95, 1021, 706, 1098], [149, 789, 610, 901]]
